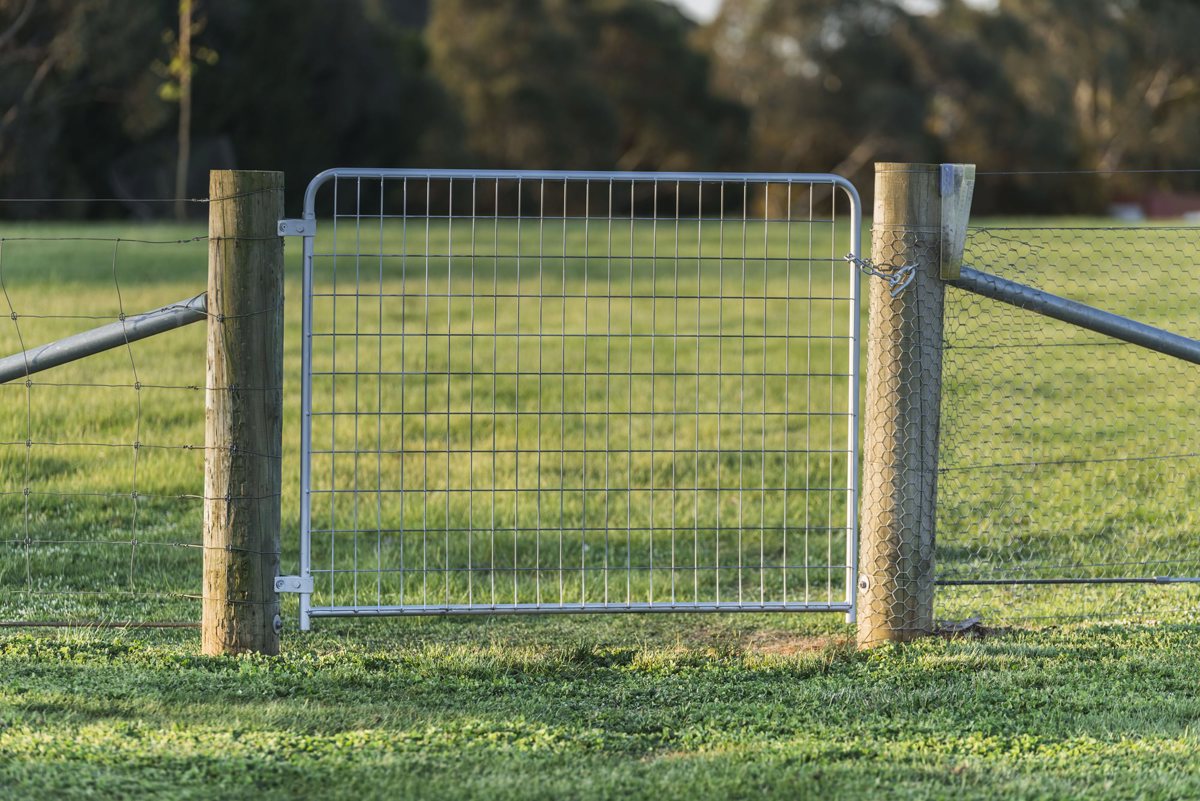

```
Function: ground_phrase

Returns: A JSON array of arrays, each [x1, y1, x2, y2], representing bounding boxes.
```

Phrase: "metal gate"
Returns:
[[291, 169, 861, 629]]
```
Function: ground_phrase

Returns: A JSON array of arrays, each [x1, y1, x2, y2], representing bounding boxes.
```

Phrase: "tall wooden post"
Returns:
[[857, 163, 946, 648], [203, 170, 285, 656]]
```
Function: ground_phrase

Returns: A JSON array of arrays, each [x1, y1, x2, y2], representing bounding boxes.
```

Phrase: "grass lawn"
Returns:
[[4, 617, 1200, 800], [1, 215, 1199, 798]]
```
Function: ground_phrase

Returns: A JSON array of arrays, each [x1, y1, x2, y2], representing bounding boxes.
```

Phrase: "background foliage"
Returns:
[[1, 0, 1198, 215]]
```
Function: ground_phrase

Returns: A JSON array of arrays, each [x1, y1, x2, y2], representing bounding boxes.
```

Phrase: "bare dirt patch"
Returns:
[[741, 631, 850, 657]]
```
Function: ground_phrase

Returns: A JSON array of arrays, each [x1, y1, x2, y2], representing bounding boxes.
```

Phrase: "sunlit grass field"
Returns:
[[2, 218, 1200, 799], [2, 220, 1196, 623], [0, 226, 211, 623]]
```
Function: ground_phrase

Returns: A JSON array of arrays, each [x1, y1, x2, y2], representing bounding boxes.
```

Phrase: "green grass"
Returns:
[[0, 226, 211, 623], [2, 219, 1194, 622], [5, 618, 1200, 799], [2, 218, 1200, 798], [305, 215, 855, 610]]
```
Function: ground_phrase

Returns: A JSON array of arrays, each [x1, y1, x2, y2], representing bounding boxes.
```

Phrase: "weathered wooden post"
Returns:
[[857, 162, 973, 648], [202, 170, 285, 656]]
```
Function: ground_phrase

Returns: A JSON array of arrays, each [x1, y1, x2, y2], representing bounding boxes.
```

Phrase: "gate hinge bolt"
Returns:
[[278, 219, 315, 237], [275, 575, 314, 593]]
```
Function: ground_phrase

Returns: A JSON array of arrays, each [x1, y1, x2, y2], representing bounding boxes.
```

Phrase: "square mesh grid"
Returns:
[[298, 170, 859, 622]]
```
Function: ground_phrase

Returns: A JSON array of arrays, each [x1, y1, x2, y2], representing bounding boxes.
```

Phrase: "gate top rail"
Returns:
[[302, 168, 863, 221]]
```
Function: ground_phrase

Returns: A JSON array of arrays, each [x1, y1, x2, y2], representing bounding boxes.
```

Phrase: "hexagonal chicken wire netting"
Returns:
[[937, 225, 1200, 623]]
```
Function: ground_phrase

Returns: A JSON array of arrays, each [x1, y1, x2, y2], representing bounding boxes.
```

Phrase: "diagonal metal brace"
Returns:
[[0, 293, 207, 384], [952, 265, 1200, 366]]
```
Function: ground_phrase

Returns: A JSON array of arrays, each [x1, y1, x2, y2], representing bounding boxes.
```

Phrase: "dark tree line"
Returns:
[[1, 0, 1198, 217]]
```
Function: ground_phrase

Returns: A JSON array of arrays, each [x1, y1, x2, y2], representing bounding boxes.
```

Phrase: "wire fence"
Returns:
[[937, 224, 1200, 623], [0, 229, 210, 625], [0, 187, 287, 630], [7, 171, 1200, 633]]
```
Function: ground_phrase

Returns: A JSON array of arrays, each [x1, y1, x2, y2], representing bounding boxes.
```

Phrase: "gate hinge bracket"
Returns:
[[275, 575, 314, 593], [278, 219, 315, 237]]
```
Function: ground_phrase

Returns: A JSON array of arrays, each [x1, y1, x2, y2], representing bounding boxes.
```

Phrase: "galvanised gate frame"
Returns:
[[292, 169, 861, 630]]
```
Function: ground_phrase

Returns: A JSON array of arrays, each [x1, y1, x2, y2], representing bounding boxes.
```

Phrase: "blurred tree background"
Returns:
[[0, 0, 1197, 217]]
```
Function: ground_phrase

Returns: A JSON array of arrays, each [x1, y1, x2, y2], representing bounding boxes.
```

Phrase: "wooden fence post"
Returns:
[[202, 170, 285, 656], [856, 163, 951, 647]]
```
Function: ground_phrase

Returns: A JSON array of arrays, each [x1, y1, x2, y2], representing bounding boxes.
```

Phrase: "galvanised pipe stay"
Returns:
[[0, 292, 207, 384], [952, 266, 1200, 367]]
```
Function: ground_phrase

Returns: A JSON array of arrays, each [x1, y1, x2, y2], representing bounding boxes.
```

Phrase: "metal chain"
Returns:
[[845, 253, 916, 297]]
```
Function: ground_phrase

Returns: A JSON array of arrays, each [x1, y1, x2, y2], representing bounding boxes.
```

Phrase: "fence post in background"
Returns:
[[857, 162, 970, 648], [202, 170, 285, 656]]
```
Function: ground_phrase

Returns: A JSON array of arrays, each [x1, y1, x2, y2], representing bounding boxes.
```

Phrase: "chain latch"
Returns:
[[845, 254, 916, 298]]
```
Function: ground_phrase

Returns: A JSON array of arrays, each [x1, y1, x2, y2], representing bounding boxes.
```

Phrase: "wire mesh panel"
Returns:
[[938, 225, 1200, 623], [296, 169, 860, 626]]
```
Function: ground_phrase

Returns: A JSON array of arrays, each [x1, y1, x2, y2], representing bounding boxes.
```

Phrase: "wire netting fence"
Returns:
[[937, 225, 1200, 623], [0, 188, 291, 632], [10, 178, 1200, 634], [0, 227, 210, 625]]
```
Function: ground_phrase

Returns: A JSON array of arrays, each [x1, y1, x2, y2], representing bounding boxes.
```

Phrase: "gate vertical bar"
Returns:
[[297, 178, 321, 631], [841, 179, 862, 624], [857, 163, 943, 647], [297, 225, 314, 631]]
